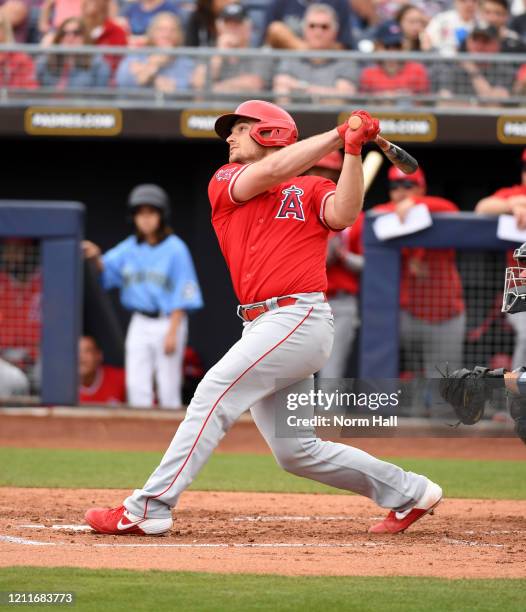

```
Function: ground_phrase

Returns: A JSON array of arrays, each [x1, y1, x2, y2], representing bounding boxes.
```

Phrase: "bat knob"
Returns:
[[348, 115, 362, 131]]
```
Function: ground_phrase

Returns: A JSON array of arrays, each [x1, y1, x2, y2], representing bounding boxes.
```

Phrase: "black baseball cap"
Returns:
[[375, 21, 403, 46], [128, 184, 170, 217], [470, 23, 499, 40], [219, 3, 248, 21]]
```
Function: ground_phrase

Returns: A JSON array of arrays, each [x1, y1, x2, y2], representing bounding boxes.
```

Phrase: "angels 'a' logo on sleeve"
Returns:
[[275, 185, 305, 222], [215, 166, 239, 182]]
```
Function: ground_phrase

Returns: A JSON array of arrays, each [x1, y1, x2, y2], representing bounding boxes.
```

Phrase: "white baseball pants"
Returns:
[[125, 293, 427, 518], [125, 312, 188, 409]]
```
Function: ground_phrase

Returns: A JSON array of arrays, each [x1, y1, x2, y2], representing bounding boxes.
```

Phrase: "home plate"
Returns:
[[19, 524, 91, 532]]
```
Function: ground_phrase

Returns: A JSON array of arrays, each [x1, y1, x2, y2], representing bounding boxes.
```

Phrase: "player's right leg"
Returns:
[[84, 294, 333, 534]]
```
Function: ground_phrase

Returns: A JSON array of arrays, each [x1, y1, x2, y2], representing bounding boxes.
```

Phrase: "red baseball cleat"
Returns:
[[84, 505, 173, 536], [368, 480, 443, 534]]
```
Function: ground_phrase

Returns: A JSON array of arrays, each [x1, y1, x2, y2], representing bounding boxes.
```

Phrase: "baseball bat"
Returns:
[[348, 115, 419, 175], [362, 150, 383, 194]]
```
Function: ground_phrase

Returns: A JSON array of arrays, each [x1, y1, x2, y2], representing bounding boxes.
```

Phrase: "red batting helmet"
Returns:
[[388, 165, 426, 190], [215, 100, 298, 147]]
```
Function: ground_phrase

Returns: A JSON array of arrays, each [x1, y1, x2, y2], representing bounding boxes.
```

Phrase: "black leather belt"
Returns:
[[134, 309, 161, 318]]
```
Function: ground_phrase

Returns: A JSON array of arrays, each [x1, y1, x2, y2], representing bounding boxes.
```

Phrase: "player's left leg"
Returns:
[[250, 377, 429, 514], [155, 314, 188, 409]]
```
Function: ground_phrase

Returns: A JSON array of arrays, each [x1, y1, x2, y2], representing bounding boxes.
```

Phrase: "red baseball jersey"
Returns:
[[361, 197, 465, 322], [326, 212, 363, 297], [208, 163, 336, 304], [359, 62, 429, 94], [492, 184, 526, 199], [0, 270, 41, 364], [79, 365, 126, 405]]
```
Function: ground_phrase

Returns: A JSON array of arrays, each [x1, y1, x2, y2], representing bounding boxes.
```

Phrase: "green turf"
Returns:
[[0, 568, 524, 612], [1, 447, 525, 499]]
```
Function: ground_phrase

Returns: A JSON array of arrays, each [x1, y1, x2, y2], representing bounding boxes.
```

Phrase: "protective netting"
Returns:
[[0, 238, 42, 399]]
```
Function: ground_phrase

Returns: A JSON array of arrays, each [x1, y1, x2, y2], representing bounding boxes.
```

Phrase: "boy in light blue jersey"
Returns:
[[83, 184, 203, 408]]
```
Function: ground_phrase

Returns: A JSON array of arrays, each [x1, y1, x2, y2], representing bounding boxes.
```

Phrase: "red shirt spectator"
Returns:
[[83, 0, 128, 72], [0, 10, 36, 88], [0, 52, 37, 88], [78, 335, 126, 404], [360, 20, 430, 95], [360, 61, 429, 94]]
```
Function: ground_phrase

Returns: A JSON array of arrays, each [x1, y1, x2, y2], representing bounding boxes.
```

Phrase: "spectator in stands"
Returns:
[[185, 0, 236, 46], [394, 3, 428, 50], [78, 335, 126, 404], [116, 12, 192, 93], [121, 0, 181, 43], [359, 21, 429, 96], [36, 18, 111, 88], [261, 0, 353, 49], [475, 148, 526, 368], [82, 184, 203, 409], [0, 357, 30, 397], [273, 4, 358, 103], [38, 0, 83, 41], [82, 0, 128, 73], [424, 0, 478, 54], [480, 0, 526, 51], [510, 0, 526, 40], [0, 0, 30, 42], [304, 151, 363, 379], [0, 12, 37, 88], [514, 62, 526, 94], [192, 4, 269, 94], [356, 166, 465, 383], [82, 0, 127, 46], [438, 24, 516, 101], [368, 0, 453, 22]]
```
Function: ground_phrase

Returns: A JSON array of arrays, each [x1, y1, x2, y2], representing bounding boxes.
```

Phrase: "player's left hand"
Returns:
[[164, 332, 177, 355]]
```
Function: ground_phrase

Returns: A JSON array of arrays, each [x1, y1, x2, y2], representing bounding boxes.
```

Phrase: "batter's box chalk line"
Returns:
[[0, 533, 507, 550]]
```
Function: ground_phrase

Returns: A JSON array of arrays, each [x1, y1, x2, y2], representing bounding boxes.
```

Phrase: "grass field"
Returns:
[[2, 445, 525, 611], [0, 568, 525, 612], [1, 447, 525, 499]]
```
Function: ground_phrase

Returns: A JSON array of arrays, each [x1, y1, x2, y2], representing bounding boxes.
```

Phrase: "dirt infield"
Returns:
[[1, 487, 525, 578], [1, 413, 525, 577], [1, 413, 525, 460]]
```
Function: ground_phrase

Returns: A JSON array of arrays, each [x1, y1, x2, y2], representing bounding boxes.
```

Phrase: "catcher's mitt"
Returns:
[[439, 366, 506, 425]]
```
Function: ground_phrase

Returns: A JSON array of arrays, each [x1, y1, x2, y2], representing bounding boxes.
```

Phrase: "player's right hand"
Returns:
[[82, 240, 101, 260], [344, 111, 380, 156]]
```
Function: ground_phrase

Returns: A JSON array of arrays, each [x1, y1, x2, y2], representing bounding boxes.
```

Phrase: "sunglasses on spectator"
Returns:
[[307, 22, 331, 30], [63, 29, 82, 36], [389, 180, 418, 189]]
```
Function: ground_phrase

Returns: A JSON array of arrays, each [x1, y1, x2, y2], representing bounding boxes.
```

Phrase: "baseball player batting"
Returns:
[[85, 100, 442, 536]]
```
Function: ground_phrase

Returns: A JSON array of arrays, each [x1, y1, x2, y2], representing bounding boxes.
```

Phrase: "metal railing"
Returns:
[[1, 44, 525, 110]]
